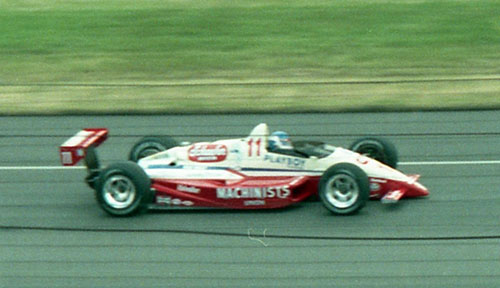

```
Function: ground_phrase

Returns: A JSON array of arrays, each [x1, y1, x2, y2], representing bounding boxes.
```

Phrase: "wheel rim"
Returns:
[[324, 174, 359, 209], [102, 175, 136, 209]]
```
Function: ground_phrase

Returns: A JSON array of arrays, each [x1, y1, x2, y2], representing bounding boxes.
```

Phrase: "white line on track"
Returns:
[[0, 166, 85, 170], [399, 160, 500, 166], [0, 160, 500, 170]]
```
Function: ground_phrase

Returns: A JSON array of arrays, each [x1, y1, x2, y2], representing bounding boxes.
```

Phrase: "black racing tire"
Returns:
[[319, 163, 370, 215], [129, 136, 178, 162], [95, 161, 152, 217], [349, 137, 398, 168]]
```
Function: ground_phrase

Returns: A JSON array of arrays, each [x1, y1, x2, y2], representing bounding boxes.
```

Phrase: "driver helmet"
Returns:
[[268, 131, 292, 151]]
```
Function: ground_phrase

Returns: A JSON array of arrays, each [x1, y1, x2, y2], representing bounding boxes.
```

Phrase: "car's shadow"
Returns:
[[147, 202, 305, 215]]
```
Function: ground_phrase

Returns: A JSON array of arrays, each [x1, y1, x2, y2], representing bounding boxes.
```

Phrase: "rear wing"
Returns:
[[60, 128, 108, 166]]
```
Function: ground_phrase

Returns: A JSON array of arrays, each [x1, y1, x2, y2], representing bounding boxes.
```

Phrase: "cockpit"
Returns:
[[248, 123, 335, 159]]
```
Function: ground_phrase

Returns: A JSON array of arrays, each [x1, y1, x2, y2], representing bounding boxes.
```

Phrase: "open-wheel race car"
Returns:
[[59, 123, 429, 216]]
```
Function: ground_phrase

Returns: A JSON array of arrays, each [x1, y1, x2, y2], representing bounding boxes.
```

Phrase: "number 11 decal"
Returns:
[[248, 138, 261, 157]]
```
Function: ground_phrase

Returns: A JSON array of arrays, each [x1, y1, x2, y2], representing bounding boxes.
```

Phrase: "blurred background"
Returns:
[[1, 0, 498, 114]]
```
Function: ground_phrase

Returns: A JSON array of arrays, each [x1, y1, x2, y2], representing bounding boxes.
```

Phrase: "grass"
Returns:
[[0, 0, 499, 114]]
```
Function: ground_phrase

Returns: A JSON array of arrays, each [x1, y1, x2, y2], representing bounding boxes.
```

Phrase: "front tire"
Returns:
[[129, 136, 178, 162], [350, 137, 398, 168], [95, 162, 152, 217], [319, 163, 370, 215]]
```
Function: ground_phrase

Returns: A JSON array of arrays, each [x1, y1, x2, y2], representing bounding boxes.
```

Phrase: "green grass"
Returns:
[[0, 0, 499, 114]]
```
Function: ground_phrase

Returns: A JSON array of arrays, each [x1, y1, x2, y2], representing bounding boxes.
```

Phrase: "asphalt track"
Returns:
[[1, 111, 499, 287]]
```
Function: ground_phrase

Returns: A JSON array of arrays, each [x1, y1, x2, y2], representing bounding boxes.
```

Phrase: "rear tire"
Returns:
[[350, 137, 398, 168], [319, 163, 370, 215], [129, 136, 178, 162], [95, 161, 152, 217]]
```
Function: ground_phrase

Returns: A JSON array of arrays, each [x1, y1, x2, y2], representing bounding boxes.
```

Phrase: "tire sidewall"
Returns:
[[319, 163, 370, 215], [350, 137, 398, 168], [129, 136, 178, 162], [95, 162, 151, 216]]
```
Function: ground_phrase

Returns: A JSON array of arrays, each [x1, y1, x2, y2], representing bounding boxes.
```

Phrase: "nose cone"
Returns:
[[405, 181, 429, 198]]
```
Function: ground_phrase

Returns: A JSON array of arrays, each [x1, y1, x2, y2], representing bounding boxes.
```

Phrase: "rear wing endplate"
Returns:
[[59, 128, 108, 166]]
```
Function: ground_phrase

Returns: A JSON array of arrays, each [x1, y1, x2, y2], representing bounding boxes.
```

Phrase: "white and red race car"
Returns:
[[60, 123, 429, 216]]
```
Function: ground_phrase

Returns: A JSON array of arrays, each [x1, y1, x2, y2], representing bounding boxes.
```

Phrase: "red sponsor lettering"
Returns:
[[188, 144, 228, 162]]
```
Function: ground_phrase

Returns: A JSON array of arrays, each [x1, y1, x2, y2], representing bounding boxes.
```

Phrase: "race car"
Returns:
[[59, 123, 429, 216]]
